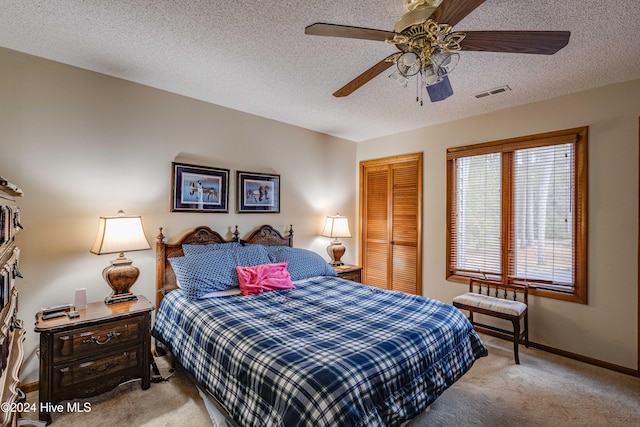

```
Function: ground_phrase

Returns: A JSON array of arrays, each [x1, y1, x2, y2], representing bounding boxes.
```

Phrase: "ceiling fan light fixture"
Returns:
[[431, 50, 460, 76], [421, 63, 443, 87], [397, 52, 421, 76], [427, 74, 454, 102], [389, 70, 409, 88]]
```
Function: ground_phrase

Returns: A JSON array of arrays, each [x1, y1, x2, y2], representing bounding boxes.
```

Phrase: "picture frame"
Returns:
[[236, 171, 280, 213], [171, 162, 229, 213]]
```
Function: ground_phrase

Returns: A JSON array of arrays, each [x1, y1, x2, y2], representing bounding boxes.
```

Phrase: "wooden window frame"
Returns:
[[447, 127, 588, 304]]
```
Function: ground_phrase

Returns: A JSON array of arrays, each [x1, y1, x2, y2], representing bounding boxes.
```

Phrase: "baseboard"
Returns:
[[529, 341, 639, 377], [476, 327, 639, 377]]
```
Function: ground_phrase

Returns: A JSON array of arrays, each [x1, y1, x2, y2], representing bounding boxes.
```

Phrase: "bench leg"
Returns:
[[512, 319, 520, 364]]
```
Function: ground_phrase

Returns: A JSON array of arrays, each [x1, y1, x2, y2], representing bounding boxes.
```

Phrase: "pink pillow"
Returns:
[[236, 262, 295, 296]]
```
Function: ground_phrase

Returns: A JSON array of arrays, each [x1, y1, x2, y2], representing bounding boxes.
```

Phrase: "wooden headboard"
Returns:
[[155, 224, 293, 308]]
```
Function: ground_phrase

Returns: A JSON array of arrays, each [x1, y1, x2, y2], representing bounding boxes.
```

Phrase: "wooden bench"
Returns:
[[453, 279, 529, 364]]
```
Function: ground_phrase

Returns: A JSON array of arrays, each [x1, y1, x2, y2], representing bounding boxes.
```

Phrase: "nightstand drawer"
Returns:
[[338, 270, 361, 282], [52, 316, 143, 363], [333, 265, 362, 283], [53, 348, 142, 391]]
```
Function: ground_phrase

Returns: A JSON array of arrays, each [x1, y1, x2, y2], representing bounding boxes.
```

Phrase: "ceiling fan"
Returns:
[[305, 0, 570, 103]]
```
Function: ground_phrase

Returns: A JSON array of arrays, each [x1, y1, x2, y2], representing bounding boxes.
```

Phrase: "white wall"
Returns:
[[0, 47, 358, 384], [357, 79, 640, 370]]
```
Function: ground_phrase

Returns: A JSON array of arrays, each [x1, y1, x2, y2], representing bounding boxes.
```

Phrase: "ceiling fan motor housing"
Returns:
[[404, 0, 444, 12], [395, 6, 438, 33]]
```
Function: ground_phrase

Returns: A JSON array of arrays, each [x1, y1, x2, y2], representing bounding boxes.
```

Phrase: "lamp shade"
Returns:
[[90, 212, 150, 255], [321, 214, 351, 239]]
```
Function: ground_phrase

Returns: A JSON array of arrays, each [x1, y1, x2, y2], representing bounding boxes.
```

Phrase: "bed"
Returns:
[[152, 224, 488, 427]]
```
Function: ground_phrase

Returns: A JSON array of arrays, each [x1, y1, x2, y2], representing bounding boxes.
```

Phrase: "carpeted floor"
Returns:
[[19, 334, 640, 426], [408, 335, 640, 426], [19, 357, 212, 427]]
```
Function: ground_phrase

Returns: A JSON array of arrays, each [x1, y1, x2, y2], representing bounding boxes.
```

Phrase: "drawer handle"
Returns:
[[82, 331, 121, 345]]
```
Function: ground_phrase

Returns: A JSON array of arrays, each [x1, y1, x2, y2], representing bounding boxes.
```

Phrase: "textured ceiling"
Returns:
[[1, 0, 639, 142]]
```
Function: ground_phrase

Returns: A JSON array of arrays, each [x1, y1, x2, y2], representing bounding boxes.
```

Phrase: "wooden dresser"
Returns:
[[35, 296, 153, 424]]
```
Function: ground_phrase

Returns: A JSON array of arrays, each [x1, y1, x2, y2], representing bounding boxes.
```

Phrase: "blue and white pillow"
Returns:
[[266, 246, 337, 281], [170, 245, 270, 300], [182, 241, 242, 256]]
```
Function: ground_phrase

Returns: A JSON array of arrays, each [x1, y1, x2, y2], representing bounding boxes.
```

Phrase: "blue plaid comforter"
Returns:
[[152, 277, 487, 427]]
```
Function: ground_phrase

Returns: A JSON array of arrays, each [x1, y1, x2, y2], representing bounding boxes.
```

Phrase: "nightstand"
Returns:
[[34, 295, 154, 424], [332, 264, 362, 283]]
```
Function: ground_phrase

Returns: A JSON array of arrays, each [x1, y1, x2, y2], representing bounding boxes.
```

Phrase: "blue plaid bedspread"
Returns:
[[152, 277, 487, 427]]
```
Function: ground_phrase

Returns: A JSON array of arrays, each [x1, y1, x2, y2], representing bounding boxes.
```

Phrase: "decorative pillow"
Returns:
[[234, 245, 270, 267], [236, 262, 295, 296], [169, 245, 270, 300], [182, 241, 242, 256], [266, 246, 337, 281]]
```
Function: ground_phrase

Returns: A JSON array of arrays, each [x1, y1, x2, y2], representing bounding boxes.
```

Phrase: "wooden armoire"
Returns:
[[359, 153, 422, 295], [0, 176, 25, 427]]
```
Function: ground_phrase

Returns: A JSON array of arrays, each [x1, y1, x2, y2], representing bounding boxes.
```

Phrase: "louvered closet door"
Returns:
[[362, 165, 389, 289], [360, 153, 422, 295]]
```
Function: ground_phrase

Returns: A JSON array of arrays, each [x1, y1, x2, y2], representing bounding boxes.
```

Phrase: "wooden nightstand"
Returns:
[[332, 264, 362, 283], [34, 295, 154, 424]]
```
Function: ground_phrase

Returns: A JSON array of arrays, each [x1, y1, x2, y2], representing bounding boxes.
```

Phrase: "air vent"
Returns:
[[474, 85, 511, 99]]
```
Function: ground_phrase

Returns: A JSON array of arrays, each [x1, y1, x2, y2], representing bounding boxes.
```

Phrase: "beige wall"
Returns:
[[357, 79, 640, 370], [0, 47, 358, 384], [2, 43, 638, 384]]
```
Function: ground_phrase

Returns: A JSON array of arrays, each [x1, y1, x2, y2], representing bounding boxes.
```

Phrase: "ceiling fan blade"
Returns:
[[431, 0, 487, 27], [333, 56, 396, 97], [461, 31, 571, 55], [305, 23, 396, 42]]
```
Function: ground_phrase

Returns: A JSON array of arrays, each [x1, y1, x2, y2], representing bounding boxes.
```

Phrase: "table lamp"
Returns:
[[90, 210, 150, 304], [321, 213, 351, 266]]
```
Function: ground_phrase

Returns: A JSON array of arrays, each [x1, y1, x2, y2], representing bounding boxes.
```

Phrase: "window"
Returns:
[[447, 127, 588, 303]]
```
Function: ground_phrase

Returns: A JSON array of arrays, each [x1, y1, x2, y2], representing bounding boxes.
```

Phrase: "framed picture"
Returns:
[[171, 162, 229, 213], [236, 171, 280, 213]]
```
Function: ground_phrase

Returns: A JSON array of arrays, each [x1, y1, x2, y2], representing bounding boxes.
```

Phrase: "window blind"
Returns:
[[510, 143, 575, 287], [451, 153, 502, 280]]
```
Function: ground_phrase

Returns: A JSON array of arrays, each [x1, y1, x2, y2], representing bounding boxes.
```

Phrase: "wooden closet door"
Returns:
[[362, 165, 390, 290], [360, 153, 422, 295]]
